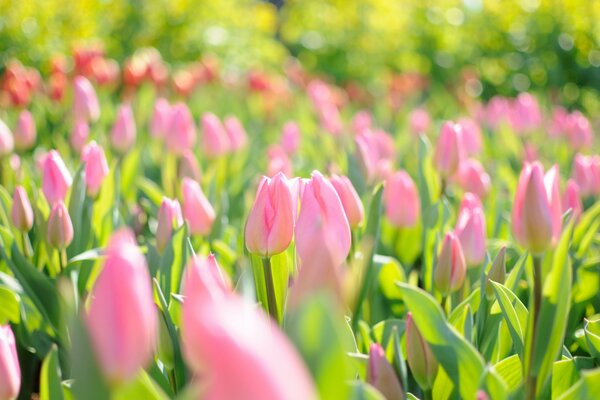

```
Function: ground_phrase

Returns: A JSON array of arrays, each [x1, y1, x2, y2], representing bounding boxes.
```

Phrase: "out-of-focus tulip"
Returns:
[[0, 119, 14, 157], [406, 312, 438, 390], [434, 231, 467, 296], [13, 110, 36, 151], [111, 103, 136, 154], [549, 106, 569, 138], [70, 119, 90, 154], [267, 145, 292, 178], [182, 178, 215, 236], [72, 76, 100, 122], [409, 107, 431, 136], [201, 112, 230, 157], [563, 179, 583, 221], [181, 255, 316, 399], [42, 150, 72, 205], [245, 173, 294, 257], [47, 201, 73, 249], [281, 121, 300, 155], [457, 117, 482, 156], [11, 186, 33, 232], [456, 158, 491, 198], [486, 247, 506, 299], [355, 131, 394, 183], [508, 92, 541, 134], [166, 102, 196, 154], [150, 98, 171, 138], [434, 121, 464, 178], [223, 116, 248, 151], [455, 193, 486, 267], [86, 229, 157, 384], [156, 197, 183, 253], [565, 111, 592, 150], [484, 96, 510, 129], [523, 143, 539, 162], [0, 324, 20, 400], [367, 343, 404, 400], [351, 110, 372, 135], [512, 162, 562, 254], [178, 150, 201, 182], [318, 103, 343, 136], [81, 141, 109, 197], [384, 170, 420, 228], [330, 175, 364, 228], [572, 154, 600, 197]]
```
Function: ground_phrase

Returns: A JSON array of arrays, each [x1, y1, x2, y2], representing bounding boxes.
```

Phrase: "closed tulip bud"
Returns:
[[86, 229, 157, 384], [245, 173, 295, 257], [72, 76, 100, 122], [512, 162, 562, 254], [182, 178, 215, 236], [11, 186, 33, 232], [434, 231, 467, 296], [47, 201, 73, 249], [178, 149, 201, 182], [0, 325, 20, 400], [367, 343, 404, 400], [409, 108, 431, 136], [508, 93, 541, 134], [486, 247, 506, 300], [111, 103, 136, 154], [457, 117, 482, 156], [455, 193, 486, 267], [563, 179, 583, 221], [167, 103, 196, 154], [267, 144, 292, 178], [201, 112, 230, 157], [434, 121, 464, 178], [565, 111, 592, 150], [384, 170, 420, 228], [281, 121, 300, 154], [156, 197, 183, 253], [406, 312, 438, 390], [330, 174, 364, 228], [351, 110, 372, 135], [14, 110, 36, 150], [42, 150, 72, 205], [223, 116, 248, 151], [81, 141, 109, 197], [0, 119, 14, 157], [70, 119, 90, 154], [572, 154, 600, 197], [456, 159, 491, 198], [150, 98, 171, 138]]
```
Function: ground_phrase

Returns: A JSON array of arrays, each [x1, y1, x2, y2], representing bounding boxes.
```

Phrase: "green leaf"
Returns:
[[557, 368, 600, 400], [138, 177, 165, 206], [40, 345, 64, 400], [584, 318, 600, 360], [113, 371, 169, 400], [553, 359, 582, 399], [67, 165, 90, 258], [491, 281, 528, 358], [0, 286, 20, 323], [494, 354, 522, 393], [348, 381, 386, 400]]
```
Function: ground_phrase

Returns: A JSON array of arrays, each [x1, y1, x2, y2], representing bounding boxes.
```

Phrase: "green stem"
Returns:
[[59, 248, 68, 271], [525, 254, 543, 400], [424, 388, 433, 400], [262, 257, 279, 323], [168, 368, 177, 394], [21, 232, 31, 258]]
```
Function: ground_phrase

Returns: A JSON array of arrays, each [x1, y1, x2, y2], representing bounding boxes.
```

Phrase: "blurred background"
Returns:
[[1, 0, 599, 110]]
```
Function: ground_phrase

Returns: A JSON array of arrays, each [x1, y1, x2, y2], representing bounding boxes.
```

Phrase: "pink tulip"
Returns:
[[351, 110, 372, 135], [457, 117, 482, 156], [201, 112, 230, 157], [47, 201, 73, 249], [245, 173, 295, 257], [72, 76, 100, 122], [111, 103, 136, 154], [156, 197, 183, 253], [0, 325, 20, 400], [70, 119, 90, 154], [455, 193, 486, 267], [409, 108, 431, 136], [81, 141, 109, 197], [508, 92, 541, 134], [512, 162, 562, 254], [166, 103, 196, 154], [11, 186, 33, 232], [306, 80, 333, 108], [406, 312, 438, 390], [330, 174, 364, 228], [181, 178, 215, 236], [434, 231, 467, 296], [318, 103, 343, 136], [267, 144, 292, 178], [42, 150, 72, 205], [150, 98, 171, 138], [549, 106, 569, 138], [13, 110, 36, 150], [563, 180, 583, 221], [281, 122, 300, 155], [565, 111, 592, 150], [434, 121, 464, 178], [181, 255, 316, 399], [0, 119, 14, 157], [87, 229, 157, 384], [355, 131, 394, 183], [178, 150, 201, 181], [367, 343, 404, 400], [456, 158, 491, 198], [384, 170, 420, 228], [484, 96, 510, 129], [223, 116, 248, 151], [572, 154, 600, 197]]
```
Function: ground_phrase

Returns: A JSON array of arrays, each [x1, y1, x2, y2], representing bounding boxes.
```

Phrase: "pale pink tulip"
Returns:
[[150, 98, 171, 138], [70, 119, 90, 154], [434, 231, 467, 296], [11, 186, 33, 232], [281, 122, 300, 155], [485, 96, 510, 129], [47, 201, 73, 249], [72, 76, 100, 122], [565, 111, 592, 150], [508, 93, 541, 134], [0, 119, 14, 157], [563, 179, 583, 221], [367, 343, 404, 400], [457, 117, 482, 156], [81, 141, 109, 197], [0, 325, 20, 400], [351, 110, 372, 135], [455, 193, 486, 267], [409, 108, 431, 136], [42, 150, 72, 205], [456, 158, 491, 198], [181, 178, 215, 236], [156, 197, 183, 253], [318, 103, 343, 136], [178, 150, 201, 182], [13, 110, 36, 150], [384, 170, 420, 228], [434, 121, 464, 178], [330, 175, 364, 228], [201, 112, 230, 157], [167, 103, 196, 154], [267, 145, 292, 178], [572, 154, 600, 197], [111, 103, 136, 154], [223, 116, 248, 151]]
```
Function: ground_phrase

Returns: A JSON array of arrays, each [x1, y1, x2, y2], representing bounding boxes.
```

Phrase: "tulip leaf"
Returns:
[[138, 177, 165, 206], [113, 370, 169, 400], [584, 318, 600, 360], [494, 354, 522, 392], [491, 281, 528, 358], [67, 165, 92, 258], [348, 381, 386, 400], [557, 368, 600, 400], [40, 345, 64, 400], [0, 286, 20, 323]]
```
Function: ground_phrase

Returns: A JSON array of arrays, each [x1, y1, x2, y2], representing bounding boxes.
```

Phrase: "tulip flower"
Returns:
[[351, 110, 372, 135], [178, 150, 201, 181], [367, 343, 404, 400], [81, 141, 109, 197], [167, 102, 196, 154], [384, 170, 420, 228], [0, 325, 20, 400], [0, 119, 14, 157], [267, 145, 292, 178], [111, 103, 136, 154], [434, 121, 464, 178], [223, 116, 248, 151], [572, 154, 600, 197], [486, 247, 506, 299], [457, 117, 482, 156], [86, 229, 157, 384], [42, 150, 72, 205], [355, 132, 394, 183], [409, 108, 431, 136], [548, 106, 569, 138], [13, 110, 36, 151], [201, 112, 230, 157], [72, 76, 100, 122], [455, 193, 486, 267], [156, 197, 183, 253], [281, 121, 300, 155], [11, 186, 33, 232], [70, 119, 90, 154], [150, 98, 171, 138], [563, 179, 583, 221], [318, 103, 343, 136], [484, 96, 510, 130], [511, 162, 562, 254], [47, 201, 73, 249], [456, 158, 491, 198], [508, 92, 541, 135], [406, 312, 438, 390], [330, 174, 364, 228], [245, 173, 295, 257], [181, 178, 215, 236], [181, 255, 316, 399], [434, 231, 467, 296], [565, 111, 592, 150]]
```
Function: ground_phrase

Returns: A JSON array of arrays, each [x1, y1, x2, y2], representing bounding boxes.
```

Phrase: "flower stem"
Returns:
[[262, 257, 279, 323], [59, 248, 68, 271], [525, 254, 543, 399]]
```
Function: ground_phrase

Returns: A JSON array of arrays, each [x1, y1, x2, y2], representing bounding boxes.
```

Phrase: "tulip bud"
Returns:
[[42, 150, 72, 205], [508, 93, 541, 134], [156, 197, 183, 253], [434, 231, 467, 296], [81, 141, 109, 198], [178, 150, 201, 182], [434, 121, 464, 178], [330, 174, 364, 228], [455, 193, 486, 267], [563, 179, 583, 221], [409, 108, 430, 136], [406, 312, 438, 390], [166, 103, 196, 155], [565, 111, 592, 150], [86, 229, 157, 383], [201, 112, 230, 157], [318, 103, 343, 136], [511, 162, 562, 254], [223, 116, 248, 151], [150, 98, 171, 138], [384, 170, 420, 228], [70, 119, 90, 154], [456, 159, 490, 198], [572, 154, 600, 197], [281, 121, 300, 155], [11, 186, 33, 232], [245, 173, 295, 257], [367, 343, 404, 400], [14, 110, 36, 151], [47, 201, 73, 249], [486, 246, 506, 299], [0, 325, 20, 400], [72, 76, 100, 122], [351, 110, 372, 135], [181, 178, 215, 236], [111, 103, 136, 154], [457, 117, 482, 156], [0, 119, 14, 157], [267, 144, 292, 178]]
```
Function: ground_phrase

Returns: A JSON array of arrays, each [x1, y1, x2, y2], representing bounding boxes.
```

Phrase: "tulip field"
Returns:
[[1, 2, 600, 400]]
